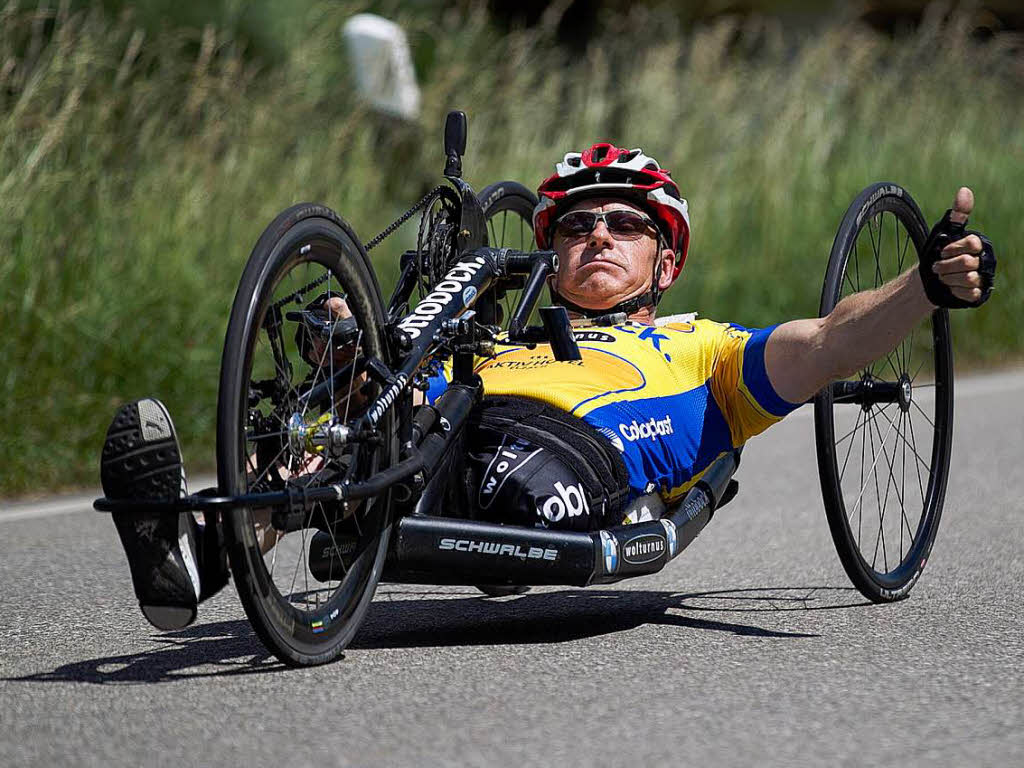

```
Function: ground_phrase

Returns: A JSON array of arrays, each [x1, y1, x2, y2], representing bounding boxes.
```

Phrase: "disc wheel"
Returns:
[[217, 203, 396, 666], [815, 183, 953, 603], [479, 180, 538, 329]]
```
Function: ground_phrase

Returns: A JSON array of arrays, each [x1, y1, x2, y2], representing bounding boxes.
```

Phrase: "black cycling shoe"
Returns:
[[101, 398, 201, 631]]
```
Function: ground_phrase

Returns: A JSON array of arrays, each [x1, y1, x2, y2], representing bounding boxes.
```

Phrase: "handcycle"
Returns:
[[96, 111, 953, 667]]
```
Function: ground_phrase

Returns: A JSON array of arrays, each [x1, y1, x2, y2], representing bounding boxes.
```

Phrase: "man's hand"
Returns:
[[920, 186, 997, 308], [308, 296, 359, 368], [299, 295, 369, 410]]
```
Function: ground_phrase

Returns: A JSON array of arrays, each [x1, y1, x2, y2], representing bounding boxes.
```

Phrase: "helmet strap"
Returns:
[[550, 286, 658, 319]]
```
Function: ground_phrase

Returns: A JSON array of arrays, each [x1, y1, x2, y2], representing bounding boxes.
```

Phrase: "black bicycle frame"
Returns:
[[93, 246, 555, 516]]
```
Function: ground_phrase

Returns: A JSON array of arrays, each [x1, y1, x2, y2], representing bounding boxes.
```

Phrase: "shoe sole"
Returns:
[[101, 399, 199, 631], [101, 398, 186, 501]]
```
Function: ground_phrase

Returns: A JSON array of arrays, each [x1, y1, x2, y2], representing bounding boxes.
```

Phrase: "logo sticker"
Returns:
[[619, 415, 673, 442], [397, 256, 487, 339], [479, 437, 541, 510], [537, 482, 589, 523], [622, 533, 665, 565], [572, 330, 615, 343], [438, 538, 557, 561]]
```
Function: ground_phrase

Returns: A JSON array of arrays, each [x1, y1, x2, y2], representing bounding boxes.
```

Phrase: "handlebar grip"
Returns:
[[496, 249, 558, 275]]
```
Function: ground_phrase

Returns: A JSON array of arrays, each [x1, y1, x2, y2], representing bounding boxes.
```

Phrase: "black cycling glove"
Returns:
[[918, 209, 997, 309], [292, 293, 359, 365]]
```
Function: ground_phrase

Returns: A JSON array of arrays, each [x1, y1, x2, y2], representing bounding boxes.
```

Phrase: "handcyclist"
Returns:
[[100, 143, 996, 630]]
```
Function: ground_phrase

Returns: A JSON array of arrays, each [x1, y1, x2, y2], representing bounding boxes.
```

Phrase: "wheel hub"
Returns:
[[288, 412, 350, 458], [898, 374, 913, 412]]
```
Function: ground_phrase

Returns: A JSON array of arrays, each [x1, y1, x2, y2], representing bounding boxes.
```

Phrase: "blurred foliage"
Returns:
[[1, 1, 1021, 494]]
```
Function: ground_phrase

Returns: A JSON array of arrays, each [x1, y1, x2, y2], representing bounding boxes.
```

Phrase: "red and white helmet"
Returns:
[[533, 142, 691, 282]]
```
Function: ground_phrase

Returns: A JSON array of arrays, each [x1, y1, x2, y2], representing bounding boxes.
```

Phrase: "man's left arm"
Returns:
[[764, 187, 996, 404]]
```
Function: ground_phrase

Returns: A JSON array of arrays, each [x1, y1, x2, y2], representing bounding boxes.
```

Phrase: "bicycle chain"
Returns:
[[271, 185, 448, 311]]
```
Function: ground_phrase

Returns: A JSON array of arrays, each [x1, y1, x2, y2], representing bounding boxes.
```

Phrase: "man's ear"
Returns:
[[657, 248, 675, 291]]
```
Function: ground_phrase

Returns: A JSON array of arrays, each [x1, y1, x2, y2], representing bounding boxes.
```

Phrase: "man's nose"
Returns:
[[587, 220, 614, 248]]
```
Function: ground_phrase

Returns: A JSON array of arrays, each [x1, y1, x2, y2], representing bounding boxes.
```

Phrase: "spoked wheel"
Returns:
[[478, 180, 538, 328], [815, 183, 953, 603], [217, 203, 396, 666]]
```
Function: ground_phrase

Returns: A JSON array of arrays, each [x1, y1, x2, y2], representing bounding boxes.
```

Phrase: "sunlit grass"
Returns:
[[1, 2, 1021, 493]]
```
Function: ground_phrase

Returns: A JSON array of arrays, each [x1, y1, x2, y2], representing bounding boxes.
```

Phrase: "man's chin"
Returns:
[[559, 281, 638, 312]]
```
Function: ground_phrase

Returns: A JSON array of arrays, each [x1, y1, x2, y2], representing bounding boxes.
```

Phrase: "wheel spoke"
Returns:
[[866, 406, 887, 571], [850, 401, 899, 521], [900, 410, 913, 557], [843, 269, 857, 297], [883, 351, 901, 381], [837, 406, 863, 481], [905, 407, 928, 504], [857, 403, 866, 545], [910, 399, 936, 429], [910, 357, 927, 383], [869, 400, 906, 571], [837, 401, 895, 453]]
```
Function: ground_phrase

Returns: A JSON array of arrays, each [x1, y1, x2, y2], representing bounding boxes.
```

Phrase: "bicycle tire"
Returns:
[[217, 203, 395, 666], [814, 183, 953, 603], [479, 180, 538, 328]]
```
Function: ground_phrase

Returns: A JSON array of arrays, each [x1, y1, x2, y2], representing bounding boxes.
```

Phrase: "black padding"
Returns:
[[467, 396, 631, 528]]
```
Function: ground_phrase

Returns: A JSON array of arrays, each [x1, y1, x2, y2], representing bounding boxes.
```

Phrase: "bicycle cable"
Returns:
[[271, 185, 448, 311]]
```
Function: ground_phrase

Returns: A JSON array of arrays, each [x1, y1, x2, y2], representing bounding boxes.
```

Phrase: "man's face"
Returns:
[[550, 198, 676, 313]]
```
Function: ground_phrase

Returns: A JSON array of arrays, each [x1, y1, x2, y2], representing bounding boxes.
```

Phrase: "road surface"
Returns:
[[1, 369, 1021, 767]]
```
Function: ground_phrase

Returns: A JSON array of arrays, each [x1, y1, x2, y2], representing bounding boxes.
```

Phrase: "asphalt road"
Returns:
[[1, 369, 1021, 767]]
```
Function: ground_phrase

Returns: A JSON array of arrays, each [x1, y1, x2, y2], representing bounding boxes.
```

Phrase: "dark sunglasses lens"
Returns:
[[556, 212, 596, 236], [605, 211, 649, 235]]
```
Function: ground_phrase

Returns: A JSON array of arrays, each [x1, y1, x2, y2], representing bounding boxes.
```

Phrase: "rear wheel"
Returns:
[[814, 183, 953, 603], [217, 204, 395, 666], [479, 181, 538, 329]]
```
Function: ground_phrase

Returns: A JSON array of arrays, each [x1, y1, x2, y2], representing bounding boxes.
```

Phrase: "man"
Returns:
[[100, 142, 996, 629]]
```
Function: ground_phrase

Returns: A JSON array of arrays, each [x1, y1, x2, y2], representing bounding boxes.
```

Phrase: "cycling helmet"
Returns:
[[534, 143, 691, 317]]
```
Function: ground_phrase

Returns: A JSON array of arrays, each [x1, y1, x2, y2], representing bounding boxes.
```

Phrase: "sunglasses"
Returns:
[[554, 210, 658, 241]]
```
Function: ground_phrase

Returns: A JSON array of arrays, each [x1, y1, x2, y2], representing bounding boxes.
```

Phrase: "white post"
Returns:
[[341, 14, 421, 121]]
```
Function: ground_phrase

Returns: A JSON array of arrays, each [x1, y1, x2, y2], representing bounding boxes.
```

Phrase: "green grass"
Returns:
[[1, 2, 1021, 495]]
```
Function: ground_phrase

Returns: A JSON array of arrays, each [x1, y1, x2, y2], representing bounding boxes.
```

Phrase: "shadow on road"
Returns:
[[352, 585, 863, 650], [4, 620, 283, 685], [5, 585, 865, 684]]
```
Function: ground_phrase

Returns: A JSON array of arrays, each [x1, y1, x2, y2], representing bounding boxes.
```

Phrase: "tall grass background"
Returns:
[[1, 1, 1021, 494]]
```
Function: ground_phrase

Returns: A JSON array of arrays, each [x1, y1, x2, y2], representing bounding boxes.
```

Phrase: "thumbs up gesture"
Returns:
[[919, 187, 997, 308]]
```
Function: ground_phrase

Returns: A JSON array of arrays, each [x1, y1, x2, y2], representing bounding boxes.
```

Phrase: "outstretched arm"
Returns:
[[765, 188, 990, 404]]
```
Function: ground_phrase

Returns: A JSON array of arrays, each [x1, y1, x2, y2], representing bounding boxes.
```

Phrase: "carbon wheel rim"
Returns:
[[220, 215, 392, 661], [816, 187, 953, 599]]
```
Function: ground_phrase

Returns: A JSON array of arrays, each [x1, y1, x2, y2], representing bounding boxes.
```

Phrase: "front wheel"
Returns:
[[814, 183, 953, 603], [216, 203, 395, 666]]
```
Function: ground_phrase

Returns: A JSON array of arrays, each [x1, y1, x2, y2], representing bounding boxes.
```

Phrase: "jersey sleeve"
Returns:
[[708, 323, 801, 446]]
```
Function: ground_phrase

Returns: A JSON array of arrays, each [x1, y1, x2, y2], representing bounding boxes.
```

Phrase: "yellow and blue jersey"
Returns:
[[427, 319, 801, 504]]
